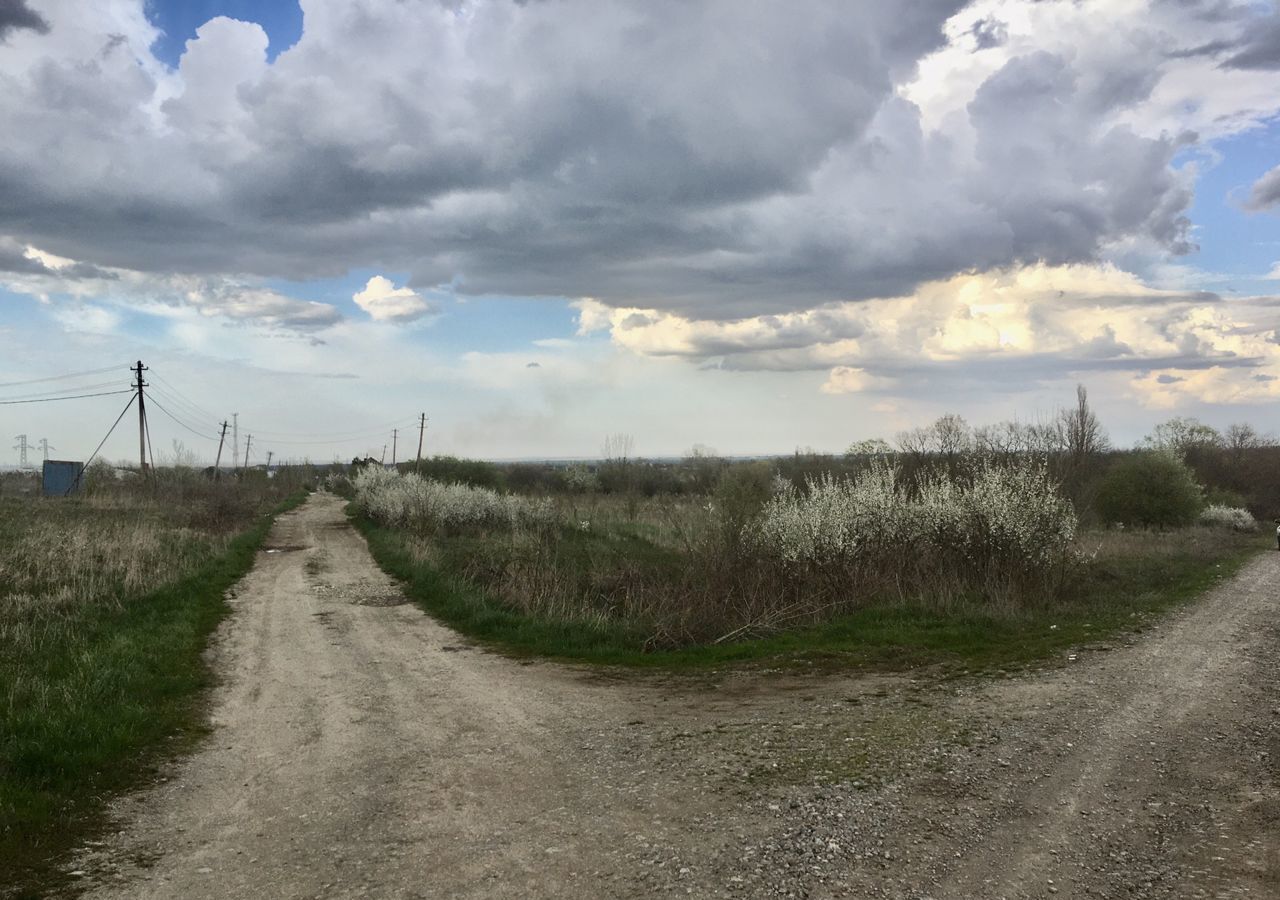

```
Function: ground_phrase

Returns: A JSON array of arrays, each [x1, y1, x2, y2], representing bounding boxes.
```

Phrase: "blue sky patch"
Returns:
[[147, 0, 303, 66]]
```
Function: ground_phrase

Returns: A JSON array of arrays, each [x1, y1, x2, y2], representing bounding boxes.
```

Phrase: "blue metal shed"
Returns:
[[42, 460, 84, 497]]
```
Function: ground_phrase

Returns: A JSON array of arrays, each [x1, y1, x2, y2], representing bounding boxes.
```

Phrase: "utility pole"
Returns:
[[133, 360, 149, 476], [265, 450, 274, 471], [213, 421, 229, 479], [38, 438, 54, 461], [12, 434, 30, 469], [232, 412, 239, 470], [416, 413, 427, 464], [380, 443, 387, 465], [242, 434, 253, 472], [391, 428, 398, 466]]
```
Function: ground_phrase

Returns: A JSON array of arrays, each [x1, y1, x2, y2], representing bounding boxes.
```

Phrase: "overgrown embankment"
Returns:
[[0, 471, 310, 898]]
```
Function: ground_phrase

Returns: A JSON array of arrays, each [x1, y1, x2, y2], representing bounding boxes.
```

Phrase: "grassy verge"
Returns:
[[0, 489, 308, 898], [353, 513, 1265, 672]]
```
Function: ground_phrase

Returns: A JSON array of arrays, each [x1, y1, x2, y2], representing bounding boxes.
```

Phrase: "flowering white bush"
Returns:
[[561, 464, 599, 493], [352, 467, 555, 533], [749, 460, 1076, 577], [1197, 504, 1257, 532], [752, 465, 906, 563]]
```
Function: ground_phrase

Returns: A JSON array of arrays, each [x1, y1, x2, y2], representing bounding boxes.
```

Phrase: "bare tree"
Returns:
[[974, 421, 1023, 458], [601, 432, 635, 463], [1057, 384, 1109, 467], [932, 414, 973, 469], [1224, 423, 1266, 456], [166, 439, 201, 468], [895, 426, 935, 459], [1141, 417, 1222, 456], [684, 444, 723, 494], [1024, 420, 1065, 456], [845, 437, 894, 457]]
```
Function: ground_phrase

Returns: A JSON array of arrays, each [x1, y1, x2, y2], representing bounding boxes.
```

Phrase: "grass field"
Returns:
[[0, 471, 309, 898], [2, 459, 1265, 895], [353, 486, 1263, 670]]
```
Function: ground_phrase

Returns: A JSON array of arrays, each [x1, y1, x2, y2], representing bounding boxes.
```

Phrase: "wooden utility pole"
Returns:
[[380, 444, 387, 465], [242, 434, 253, 472], [265, 450, 273, 471], [391, 429, 398, 466], [133, 360, 149, 476], [213, 421, 229, 480], [416, 413, 427, 463]]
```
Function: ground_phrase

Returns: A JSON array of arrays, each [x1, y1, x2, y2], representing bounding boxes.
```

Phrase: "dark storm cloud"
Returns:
[[1160, 3, 1280, 71], [0, 0, 1264, 322], [1221, 12, 1280, 69], [1244, 165, 1280, 211], [0, 0, 49, 41]]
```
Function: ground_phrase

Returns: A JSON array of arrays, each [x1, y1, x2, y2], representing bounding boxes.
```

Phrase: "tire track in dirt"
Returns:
[[64, 494, 1280, 899], [71, 494, 744, 899], [929, 554, 1280, 899]]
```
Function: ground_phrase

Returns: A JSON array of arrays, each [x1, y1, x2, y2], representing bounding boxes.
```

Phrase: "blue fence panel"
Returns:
[[42, 460, 84, 497]]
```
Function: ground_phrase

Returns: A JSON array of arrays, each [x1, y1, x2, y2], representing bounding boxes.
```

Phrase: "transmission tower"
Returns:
[[12, 434, 31, 468], [38, 438, 54, 461]]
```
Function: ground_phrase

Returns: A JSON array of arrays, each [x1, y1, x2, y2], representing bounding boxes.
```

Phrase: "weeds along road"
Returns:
[[72, 493, 1278, 899]]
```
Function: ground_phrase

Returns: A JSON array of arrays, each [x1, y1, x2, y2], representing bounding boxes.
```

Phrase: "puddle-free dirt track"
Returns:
[[73, 493, 1279, 899]]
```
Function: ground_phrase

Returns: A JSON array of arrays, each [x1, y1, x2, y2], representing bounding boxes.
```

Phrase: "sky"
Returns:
[[3, 0, 1280, 465]]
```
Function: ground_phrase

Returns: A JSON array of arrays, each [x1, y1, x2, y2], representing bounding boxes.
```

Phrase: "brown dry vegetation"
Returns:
[[353, 468, 1261, 665], [0, 466, 312, 895]]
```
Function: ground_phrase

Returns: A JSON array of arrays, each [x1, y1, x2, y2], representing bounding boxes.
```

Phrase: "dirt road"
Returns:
[[71, 494, 1279, 898]]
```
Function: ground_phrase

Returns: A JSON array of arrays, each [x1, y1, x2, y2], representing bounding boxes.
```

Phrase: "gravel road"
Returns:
[[69, 494, 1279, 898]]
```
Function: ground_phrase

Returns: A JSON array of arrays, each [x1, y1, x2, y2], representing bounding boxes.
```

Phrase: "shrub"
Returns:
[[560, 463, 599, 494], [1202, 486, 1247, 509], [712, 461, 776, 537], [406, 455, 503, 490], [82, 458, 118, 495], [1095, 452, 1203, 528], [748, 459, 1076, 603], [352, 467, 554, 534], [1198, 504, 1257, 532], [324, 472, 354, 498]]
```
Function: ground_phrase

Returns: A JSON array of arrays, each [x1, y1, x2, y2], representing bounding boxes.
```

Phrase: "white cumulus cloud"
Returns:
[[353, 276, 435, 323]]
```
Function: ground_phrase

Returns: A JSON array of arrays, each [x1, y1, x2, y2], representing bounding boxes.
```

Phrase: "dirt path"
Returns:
[[70, 495, 1279, 898]]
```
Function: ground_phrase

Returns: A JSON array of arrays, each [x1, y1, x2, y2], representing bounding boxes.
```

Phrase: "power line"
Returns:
[[0, 364, 124, 389], [69, 393, 138, 494], [239, 432, 416, 447], [245, 416, 418, 439], [146, 380, 212, 414], [0, 389, 134, 406], [146, 395, 220, 441], [146, 384, 220, 432], [147, 370, 220, 422], [0, 380, 127, 402]]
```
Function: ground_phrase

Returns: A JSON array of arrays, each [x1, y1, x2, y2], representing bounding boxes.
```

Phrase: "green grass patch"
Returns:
[[353, 513, 1264, 673], [0, 489, 308, 899]]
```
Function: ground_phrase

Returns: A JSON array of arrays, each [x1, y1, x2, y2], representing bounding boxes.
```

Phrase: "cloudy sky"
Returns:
[[3, 0, 1280, 464]]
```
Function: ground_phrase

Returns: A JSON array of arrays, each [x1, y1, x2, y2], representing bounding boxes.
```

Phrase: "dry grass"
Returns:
[[359, 476, 1263, 652], [0, 468, 311, 894], [1075, 523, 1247, 569]]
